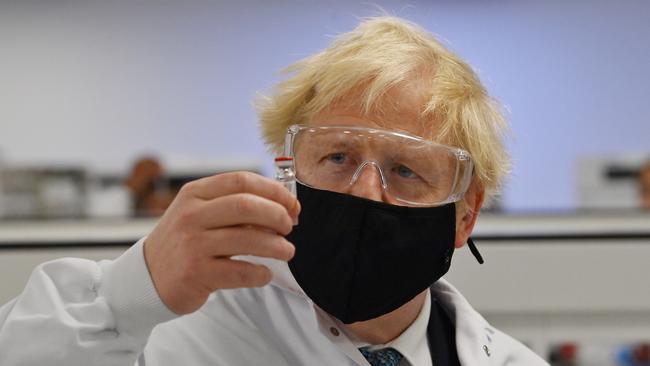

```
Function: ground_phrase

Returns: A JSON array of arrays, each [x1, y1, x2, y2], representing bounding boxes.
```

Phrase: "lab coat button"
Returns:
[[483, 345, 491, 357], [329, 327, 340, 336]]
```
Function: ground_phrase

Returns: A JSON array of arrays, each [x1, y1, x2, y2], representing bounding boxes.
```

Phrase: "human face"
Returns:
[[306, 79, 484, 248], [307, 80, 437, 205]]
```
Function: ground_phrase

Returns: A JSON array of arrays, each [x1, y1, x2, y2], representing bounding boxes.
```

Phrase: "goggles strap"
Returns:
[[467, 237, 484, 264]]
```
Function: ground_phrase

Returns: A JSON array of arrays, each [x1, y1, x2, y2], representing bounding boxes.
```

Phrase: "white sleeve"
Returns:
[[0, 238, 178, 366]]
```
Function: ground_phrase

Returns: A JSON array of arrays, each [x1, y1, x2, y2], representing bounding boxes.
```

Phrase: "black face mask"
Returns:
[[287, 183, 459, 324]]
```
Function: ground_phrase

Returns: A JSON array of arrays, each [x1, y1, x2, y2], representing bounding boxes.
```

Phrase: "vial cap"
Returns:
[[274, 156, 294, 168]]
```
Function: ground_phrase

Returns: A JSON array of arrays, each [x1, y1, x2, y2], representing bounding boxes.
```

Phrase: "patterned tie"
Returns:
[[358, 346, 404, 366]]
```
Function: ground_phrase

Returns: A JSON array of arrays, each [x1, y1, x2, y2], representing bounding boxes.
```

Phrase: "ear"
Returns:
[[454, 183, 485, 249]]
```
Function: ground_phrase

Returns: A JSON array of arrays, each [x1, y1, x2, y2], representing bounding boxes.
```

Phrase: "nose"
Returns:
[[346, 162, 387, 203]]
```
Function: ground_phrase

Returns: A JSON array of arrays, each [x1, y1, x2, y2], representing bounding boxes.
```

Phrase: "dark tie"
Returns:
[[359, 346, 404, 366]]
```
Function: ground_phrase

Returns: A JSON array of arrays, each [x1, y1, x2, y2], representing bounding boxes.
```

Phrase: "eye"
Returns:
[[394, 164, 417, 179], [326, 153, 347, 164]]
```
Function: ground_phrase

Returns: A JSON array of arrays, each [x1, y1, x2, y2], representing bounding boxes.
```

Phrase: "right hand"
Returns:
[[143, 171, 300, 315]]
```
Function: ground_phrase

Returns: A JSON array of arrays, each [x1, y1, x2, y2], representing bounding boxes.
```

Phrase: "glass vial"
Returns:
[[274, 156, 296, 196]]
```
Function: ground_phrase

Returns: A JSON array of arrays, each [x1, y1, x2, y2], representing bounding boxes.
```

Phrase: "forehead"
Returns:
[[308, 78, 440, 140]]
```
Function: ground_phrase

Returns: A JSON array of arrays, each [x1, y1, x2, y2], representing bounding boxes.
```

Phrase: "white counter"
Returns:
[[1, 211, 648, 245]]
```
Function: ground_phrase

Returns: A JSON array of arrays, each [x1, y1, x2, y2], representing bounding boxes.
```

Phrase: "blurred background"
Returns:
[[1, 1, 649, 365]]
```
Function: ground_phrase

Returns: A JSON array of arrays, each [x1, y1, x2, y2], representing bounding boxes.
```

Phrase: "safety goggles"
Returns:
[[283, 124, 474, 207]]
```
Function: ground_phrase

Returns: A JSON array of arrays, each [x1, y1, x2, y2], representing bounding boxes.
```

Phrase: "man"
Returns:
[[0, 16, 549, 365]]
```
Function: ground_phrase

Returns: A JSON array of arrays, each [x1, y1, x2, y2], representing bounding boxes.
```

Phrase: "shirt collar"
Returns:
[[349, 291, 432, 366]]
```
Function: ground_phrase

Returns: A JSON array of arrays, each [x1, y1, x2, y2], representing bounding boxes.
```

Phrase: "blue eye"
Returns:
[[395, 165, 416, 179], [327, 153, 347, 164]]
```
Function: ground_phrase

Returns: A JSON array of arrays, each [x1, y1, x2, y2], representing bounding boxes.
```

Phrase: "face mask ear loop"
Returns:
[[467, 237, 484, 264]]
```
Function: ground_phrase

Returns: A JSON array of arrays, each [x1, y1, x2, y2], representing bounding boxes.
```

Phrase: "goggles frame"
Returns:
[[283, 124, 474, 206]]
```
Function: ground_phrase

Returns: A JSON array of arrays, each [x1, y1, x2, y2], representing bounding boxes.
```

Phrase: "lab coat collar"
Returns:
[[432, 279, 496, 366], [236, 256, 546, 365]]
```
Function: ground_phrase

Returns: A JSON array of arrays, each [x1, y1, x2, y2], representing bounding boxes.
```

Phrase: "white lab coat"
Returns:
[[0, 238, 549, 366]]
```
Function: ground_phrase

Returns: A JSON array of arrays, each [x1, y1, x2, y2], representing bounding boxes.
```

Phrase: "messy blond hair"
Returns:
[[257, 16, 510, 203]]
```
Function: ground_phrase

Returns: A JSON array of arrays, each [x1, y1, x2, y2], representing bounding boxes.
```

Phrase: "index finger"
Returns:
[[184, 171, 300, 219]]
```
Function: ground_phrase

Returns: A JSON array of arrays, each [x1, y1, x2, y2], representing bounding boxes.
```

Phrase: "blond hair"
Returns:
[[256, 16, 510, 203]]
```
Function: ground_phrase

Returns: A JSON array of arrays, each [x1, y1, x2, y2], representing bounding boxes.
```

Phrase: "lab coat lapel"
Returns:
[[431, 279, 494, 366], [427, 288, 461, 366]]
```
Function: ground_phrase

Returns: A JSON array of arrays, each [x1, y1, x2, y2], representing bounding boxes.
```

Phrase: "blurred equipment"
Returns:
[[0, 157, 263, 220], [639, 162, 650, 210], [0, 167, 86, 219], [576, 156, 650, 210], [86, 178, 131, 218], [549, 341, 650, 366], [619, 343, 650, 366], [549, 342, 578, 366]]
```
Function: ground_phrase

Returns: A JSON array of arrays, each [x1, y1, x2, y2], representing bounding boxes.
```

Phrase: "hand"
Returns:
[[143, 171, 300, 315]]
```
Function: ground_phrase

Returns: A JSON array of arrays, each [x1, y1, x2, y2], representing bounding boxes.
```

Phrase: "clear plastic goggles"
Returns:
[[283, 124, 474, 207]]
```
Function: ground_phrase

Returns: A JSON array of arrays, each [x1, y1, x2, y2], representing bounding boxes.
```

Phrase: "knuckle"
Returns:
[[276, 215, 293, 235], [280, 239, 295, 259], [178, 181, 197, 197], [230, 171, 254, 192], [233, 194, 256, 216], [177, 206, 199, 226], [284, 217, 293, 233], [177, 228, 201, 247], [255, 266, 272, 285], [206, 172, 226, 186]]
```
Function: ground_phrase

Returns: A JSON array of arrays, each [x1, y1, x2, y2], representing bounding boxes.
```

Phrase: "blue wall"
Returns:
[[1, 0, 649, 211]]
